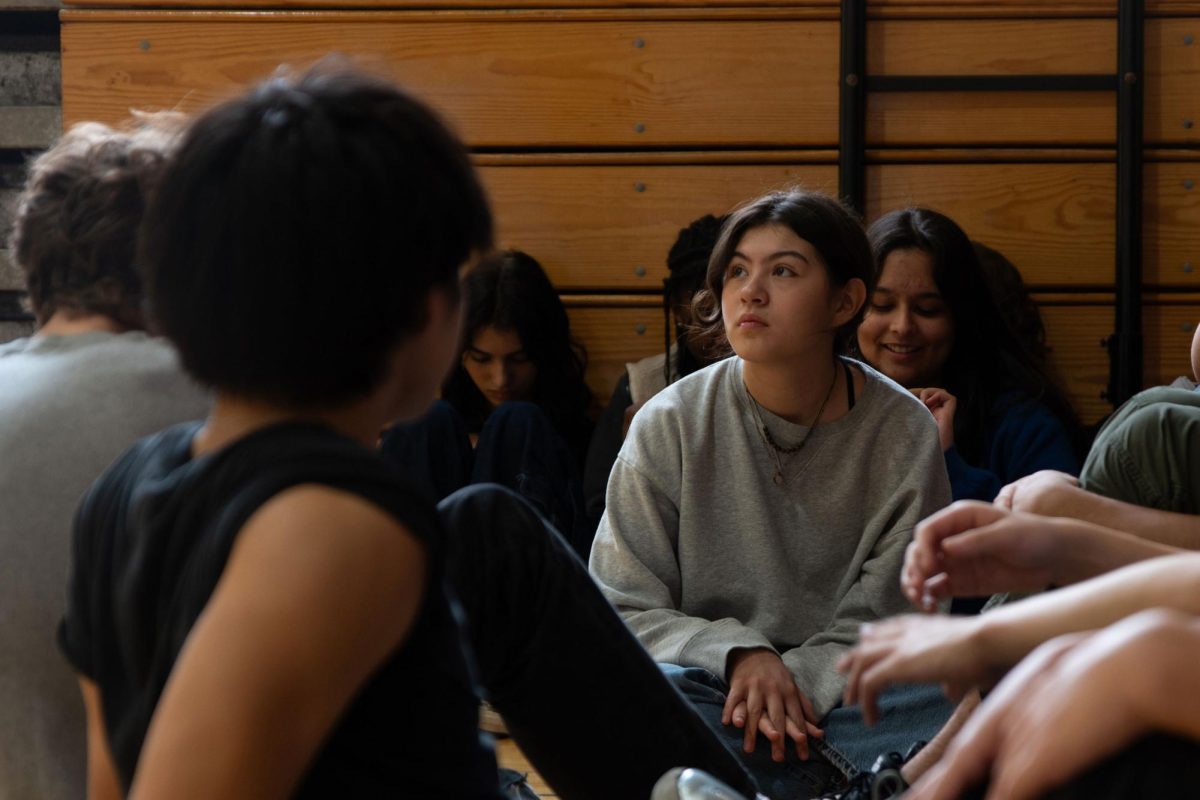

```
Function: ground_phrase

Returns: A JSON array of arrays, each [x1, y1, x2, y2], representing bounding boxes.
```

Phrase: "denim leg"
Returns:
[[816, 683, 956, 774], [660, 665, 845, 800], [472, 402, 592, 557], [380, 399, 473, 502], [438, 484, 757, 800]]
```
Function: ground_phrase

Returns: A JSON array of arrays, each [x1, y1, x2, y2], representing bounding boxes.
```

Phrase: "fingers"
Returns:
[[722, 684, 746, 727], [906, 502, 1010, 604], [744, 691, 764, 754], [994, 480, 1016, 510]]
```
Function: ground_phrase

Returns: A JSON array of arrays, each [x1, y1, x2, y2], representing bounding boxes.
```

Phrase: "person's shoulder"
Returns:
[[854, 359, 932, 422], [639, 356, 733, 416]]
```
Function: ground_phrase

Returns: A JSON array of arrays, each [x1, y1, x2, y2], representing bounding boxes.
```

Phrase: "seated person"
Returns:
[[854, 208, 1081, 503], [997, 321, 1200, 546], [0, 117, 209, 799], [583, 213, 725, 526], [57, 66, 763, 800], [839, 500, 1200, 799], [381, 249, 594, 554], [589, 188, 953, 799]]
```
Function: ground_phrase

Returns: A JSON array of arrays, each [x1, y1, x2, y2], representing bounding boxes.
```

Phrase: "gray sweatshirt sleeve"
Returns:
[[780, 421, 953, 718], [589, 452, 775, 678]]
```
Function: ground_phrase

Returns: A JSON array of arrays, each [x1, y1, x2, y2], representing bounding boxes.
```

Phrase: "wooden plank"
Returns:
[[60, 15, 839, 147], [1146, 162, 1200, 286], [1146, 18, 1200, 145], [1145, 303, 1199, 386], [865, 163, 1115, 286], [567, 302, 665, 403], [1041, 304, 1113, 425], [480, 163, 837, 291]]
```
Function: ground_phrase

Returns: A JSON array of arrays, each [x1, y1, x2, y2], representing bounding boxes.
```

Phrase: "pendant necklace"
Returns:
[[746, 360, 839, 486]]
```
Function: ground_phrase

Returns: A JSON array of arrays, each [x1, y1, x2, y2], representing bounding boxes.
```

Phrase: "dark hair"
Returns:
[[140, 64, 493, 407], [861, 208, 1080, 462], [692, 189, 872, 358], [10, 117, 181, 327], [441, 250, 592, 453], [661, 213, 726, 383], [972, 240, 1050, 363]]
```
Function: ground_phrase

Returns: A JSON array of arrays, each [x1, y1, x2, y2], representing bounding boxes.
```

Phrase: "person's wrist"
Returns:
[[972, 613, 1024, 683]]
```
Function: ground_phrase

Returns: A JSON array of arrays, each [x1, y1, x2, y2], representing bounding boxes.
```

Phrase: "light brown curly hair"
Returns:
[[8, 114, 182, 327]]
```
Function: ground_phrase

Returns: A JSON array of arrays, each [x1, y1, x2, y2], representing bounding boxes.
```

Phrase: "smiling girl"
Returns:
[[855, 208, 1080, 504], [589, 189, 951, 797]]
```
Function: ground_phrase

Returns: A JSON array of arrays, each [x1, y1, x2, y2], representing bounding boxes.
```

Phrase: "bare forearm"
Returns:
[[1049, 486, 1200, 550], [979, 551, 1200, 666], [1050, 517, 1183, 585]]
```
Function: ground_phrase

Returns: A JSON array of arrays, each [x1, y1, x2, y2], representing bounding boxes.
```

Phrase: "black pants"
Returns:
[[438, 484, 758, 800]]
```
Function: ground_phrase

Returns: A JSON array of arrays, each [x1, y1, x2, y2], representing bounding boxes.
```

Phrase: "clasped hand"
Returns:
[[722, 648, 823, 763]]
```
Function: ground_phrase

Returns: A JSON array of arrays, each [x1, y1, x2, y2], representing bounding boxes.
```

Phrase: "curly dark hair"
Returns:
[[661, 213, 726, 384], [692, 188, 873, 359], [442, 250, 592, 456], [9, 116, 181, 327]]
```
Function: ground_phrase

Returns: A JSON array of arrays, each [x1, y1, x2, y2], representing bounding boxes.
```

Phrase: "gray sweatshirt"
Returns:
[[589, 357, 951, 717]]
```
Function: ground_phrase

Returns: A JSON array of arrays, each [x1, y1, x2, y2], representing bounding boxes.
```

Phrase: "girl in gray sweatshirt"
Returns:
[[589, 189, 951, 787]]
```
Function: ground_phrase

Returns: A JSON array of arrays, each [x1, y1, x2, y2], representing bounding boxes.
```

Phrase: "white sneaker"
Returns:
[[651, 767, 768, 800]]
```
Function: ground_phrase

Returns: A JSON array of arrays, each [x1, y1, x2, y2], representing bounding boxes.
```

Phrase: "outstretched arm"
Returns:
[[841, 546, 1200, 717], [997, 470, 1200, 550], [902, 501, 1180, 609], [907, 609, 1200, 800], [129, 485, 427, 799]]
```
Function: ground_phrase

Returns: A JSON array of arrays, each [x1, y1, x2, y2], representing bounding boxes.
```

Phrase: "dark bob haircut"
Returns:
[[442, 249, 592, 454], [692, 188, 872, 357], [10, 117, 181, 327], [141, 65, 493, 408], [861, 208, 1079, 463]]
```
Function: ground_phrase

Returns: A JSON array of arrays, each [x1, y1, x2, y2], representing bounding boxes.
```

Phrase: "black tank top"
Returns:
[[59, 421, 500, 798]]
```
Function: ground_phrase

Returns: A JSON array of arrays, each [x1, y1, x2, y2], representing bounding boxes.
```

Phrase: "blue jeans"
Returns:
[[662, 665, 955, 799]]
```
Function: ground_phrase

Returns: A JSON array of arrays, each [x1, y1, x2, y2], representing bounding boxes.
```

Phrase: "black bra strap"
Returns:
[[843, 360, 856, 411]]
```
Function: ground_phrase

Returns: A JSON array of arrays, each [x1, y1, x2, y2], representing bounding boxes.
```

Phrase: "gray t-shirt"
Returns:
[[589, 357, 951, 717], [0, 331, 209, 799]]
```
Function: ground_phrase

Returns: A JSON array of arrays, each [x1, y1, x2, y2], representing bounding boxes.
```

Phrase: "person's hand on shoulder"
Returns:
[[912, 388, 957, 451], [722, 648, 823, 763], [994, 469, 1081, 515]]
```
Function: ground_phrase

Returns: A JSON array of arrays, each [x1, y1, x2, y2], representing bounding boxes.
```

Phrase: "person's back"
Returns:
[[0, 120, 208, 798]]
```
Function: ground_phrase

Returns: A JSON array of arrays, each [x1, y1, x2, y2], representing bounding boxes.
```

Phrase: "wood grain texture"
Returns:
[[1145, 162, 1200, 287], [481, 163, 836, 290], [1145, 303, 1199, 385], [1041, 303, 1114, 424], [60, 16, 838, 147], [566, 302, 667, 403], [1146, 18, 1200, 146], [865, 163, 1116, 286]]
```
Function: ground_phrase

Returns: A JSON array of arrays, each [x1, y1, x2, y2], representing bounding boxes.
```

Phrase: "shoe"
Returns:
[[651, 767, 769, 800], [498, 767, 539, 800], [818, 742, 923, 800], [479, 701, 510, 737]]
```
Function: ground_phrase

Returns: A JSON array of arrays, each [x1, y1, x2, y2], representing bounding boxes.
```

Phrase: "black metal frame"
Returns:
[[838, 0, 1146, 409]]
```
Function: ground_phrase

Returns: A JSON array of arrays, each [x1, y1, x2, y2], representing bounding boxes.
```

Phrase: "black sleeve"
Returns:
[[582, 372, 633, 527]]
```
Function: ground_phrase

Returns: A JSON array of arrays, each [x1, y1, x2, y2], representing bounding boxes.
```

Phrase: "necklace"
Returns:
[[745, 360, 840, 486]]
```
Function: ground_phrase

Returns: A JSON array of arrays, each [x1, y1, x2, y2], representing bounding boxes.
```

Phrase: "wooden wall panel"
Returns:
[[60, 15, 839, 147], [565, 300, 663, 403], [481, 163, 837, 290], [865, 163, 1115, 286], [1146, 18, 1200, 146], [1041, 303, 1113, 424], [1145, 162, 1200, 286], [1145, 303, 1199, 386]]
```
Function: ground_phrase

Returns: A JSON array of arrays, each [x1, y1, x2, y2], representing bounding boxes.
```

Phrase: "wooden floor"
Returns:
[[496, 736, 557, 799]]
